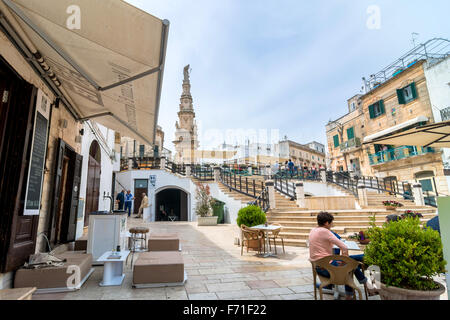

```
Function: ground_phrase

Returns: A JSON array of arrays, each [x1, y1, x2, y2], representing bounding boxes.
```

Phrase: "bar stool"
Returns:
[[126, 227, 149, 268]]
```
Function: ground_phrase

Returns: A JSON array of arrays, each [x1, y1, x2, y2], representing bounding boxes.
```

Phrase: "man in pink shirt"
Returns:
[[309, 212, 375, 298]]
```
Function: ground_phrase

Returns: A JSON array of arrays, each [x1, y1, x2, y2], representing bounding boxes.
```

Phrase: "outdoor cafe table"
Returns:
[[333, 240, 362, 251], [250, 224, 282, 258]]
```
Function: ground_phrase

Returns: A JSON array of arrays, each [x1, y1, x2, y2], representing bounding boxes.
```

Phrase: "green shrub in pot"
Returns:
[[236, 205, 266, 228], [364, 217, 446, 291]]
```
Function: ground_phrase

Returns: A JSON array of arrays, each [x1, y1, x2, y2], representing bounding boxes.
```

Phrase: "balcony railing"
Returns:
[[340, 137, 361, 151], [369, 146, 435, 165]]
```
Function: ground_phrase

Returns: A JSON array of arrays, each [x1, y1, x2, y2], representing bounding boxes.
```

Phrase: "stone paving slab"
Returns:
[[30, 221, 447, 301]]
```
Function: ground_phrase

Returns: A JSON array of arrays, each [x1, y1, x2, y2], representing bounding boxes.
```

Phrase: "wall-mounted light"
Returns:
[[79, 129, 85, 136]]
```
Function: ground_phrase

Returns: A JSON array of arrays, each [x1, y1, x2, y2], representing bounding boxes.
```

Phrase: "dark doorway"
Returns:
[[84, 141, 101, 226], [48, 139, 82, 246], [134, 179, 148, 214], [0, 56, 39, 273], [155, 189, 188, 221]]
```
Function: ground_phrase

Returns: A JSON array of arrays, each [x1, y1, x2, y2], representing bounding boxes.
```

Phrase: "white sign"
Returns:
[[149, 175, 157, 188], [24, 89, 50, 216]]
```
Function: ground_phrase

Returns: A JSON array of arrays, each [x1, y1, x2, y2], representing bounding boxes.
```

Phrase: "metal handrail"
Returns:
[[274, 176, 297, 200]]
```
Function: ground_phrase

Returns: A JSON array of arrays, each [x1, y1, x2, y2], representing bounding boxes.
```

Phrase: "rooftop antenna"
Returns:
[[411, 33, 419, 47]]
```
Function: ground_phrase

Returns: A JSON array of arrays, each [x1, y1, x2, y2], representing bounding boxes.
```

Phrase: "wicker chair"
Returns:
[[240, 225, 265, 256], [311, 255, 365, 300], [267, 223, 285, 254]]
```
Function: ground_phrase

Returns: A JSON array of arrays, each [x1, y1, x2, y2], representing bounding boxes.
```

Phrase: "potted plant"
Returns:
[[382, 200, 403, 211], [364, 217, 446, 300], [348, 231, 370, 244], [195, 183, 218, 226], [237, 205, 267, 251], [401, 210, 423, 220]]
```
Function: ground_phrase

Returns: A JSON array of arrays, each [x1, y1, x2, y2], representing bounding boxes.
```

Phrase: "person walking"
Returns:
[[124, 190, 135, 217], [288, 159, 295, 177], [116, 190, 125, 211], [136, 193, 149, 219]]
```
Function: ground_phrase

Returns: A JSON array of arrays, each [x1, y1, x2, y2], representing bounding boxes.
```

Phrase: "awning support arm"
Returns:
[[99, 66, 161, 92], [2, 0, 101, 90], [79, 112, 113, 122]]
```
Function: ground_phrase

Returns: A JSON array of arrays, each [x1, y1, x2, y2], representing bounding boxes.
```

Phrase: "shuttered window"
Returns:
[[397, 82, 418, 104], [333, 135, 340, 148], [347, 127, 355, 140], [369, 100, 385, 119]]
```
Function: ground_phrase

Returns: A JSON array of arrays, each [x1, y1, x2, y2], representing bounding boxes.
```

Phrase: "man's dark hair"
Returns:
[[317, 212, 334, 226]]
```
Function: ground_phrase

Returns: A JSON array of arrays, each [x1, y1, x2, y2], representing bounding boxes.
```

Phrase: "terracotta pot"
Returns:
[[380, 282, 445, 300], [359, 239, 371, 245], [385, 206, 397, 211]]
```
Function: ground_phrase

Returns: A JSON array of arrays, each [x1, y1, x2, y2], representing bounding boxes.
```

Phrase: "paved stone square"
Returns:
[[32, 220, 447, 300]]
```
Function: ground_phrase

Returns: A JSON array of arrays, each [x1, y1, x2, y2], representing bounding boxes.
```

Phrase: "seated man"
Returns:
[[309, 212, 376, 299]]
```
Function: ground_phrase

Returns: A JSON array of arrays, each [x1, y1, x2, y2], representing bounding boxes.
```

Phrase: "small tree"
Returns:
[[237, 205, 267, 227], [195, 183, 214, 217], [365, 217, 446, 291]]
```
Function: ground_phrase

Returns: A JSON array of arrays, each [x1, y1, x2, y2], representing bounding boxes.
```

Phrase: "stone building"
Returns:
[[278, 140, 327, 168], [326, 94, 365, 174], [173, 65, 199, 164], [326, 38, 450, 197], [120, 126, 169, 159]]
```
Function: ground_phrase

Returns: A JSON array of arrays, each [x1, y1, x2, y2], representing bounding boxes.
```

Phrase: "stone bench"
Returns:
[[14, 252, 94, 294], [133, 251, 186, 288]]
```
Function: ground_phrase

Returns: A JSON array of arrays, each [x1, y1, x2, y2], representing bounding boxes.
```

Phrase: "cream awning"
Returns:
[[363, 116, 429, 144], [364, 119, 450, 148], [0, 0, 169, 145]]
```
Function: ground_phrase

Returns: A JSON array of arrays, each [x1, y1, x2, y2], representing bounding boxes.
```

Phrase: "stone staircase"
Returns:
[[266, 207, 437, 247], [364, 191, 424, 209]]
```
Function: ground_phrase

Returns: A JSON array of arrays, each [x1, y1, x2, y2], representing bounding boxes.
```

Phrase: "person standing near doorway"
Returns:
[[124, 190, 135, 217], [116, 190, 125, 211], [136, 193, 149, 219]]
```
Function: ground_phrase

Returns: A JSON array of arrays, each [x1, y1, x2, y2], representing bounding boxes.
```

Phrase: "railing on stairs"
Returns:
[[326, 171, 359, 198], [274, 176, 297, 200], [219, 168, 269, 212], [192, 166, 214, 181], [165, 160, 186, 176]]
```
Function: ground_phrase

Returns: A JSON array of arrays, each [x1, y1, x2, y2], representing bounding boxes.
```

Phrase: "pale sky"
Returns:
[[126, 0, 450, 153]]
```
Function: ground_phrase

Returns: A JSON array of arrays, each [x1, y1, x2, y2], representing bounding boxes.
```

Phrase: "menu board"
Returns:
[[24, 90, 50, 216]]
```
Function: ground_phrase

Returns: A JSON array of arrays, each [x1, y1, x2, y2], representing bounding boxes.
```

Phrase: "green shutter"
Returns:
[[347, 127, 355, 140], [333, 135, 340, 148], [379, 100, 385, 115], [410, 82, 418, 99], [369, 104, 375, 119], [397, 89, 406, 104]]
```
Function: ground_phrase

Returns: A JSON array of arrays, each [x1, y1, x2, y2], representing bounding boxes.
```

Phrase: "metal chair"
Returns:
[[267, 223, 285, 254]]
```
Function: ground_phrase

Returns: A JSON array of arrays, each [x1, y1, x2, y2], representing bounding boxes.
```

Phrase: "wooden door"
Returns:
[[84, 156, 100, 225], [84, 142, 101, 226], [49, 139, 66, 244], [64, 153, 82, 242], [0, 57, 39, 273]]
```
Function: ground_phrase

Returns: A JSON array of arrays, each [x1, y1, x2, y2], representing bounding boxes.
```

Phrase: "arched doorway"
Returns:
[[84, 141, 101, 227], [155, 188, 188, 222]]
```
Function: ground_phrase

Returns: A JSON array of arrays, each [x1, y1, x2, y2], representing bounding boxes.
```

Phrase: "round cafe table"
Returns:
[[249, 224, 282, 258]]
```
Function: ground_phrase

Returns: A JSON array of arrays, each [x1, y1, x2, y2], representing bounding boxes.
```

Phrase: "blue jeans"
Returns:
[[124, 201, 132, 217], [316, 258, 367, 295]]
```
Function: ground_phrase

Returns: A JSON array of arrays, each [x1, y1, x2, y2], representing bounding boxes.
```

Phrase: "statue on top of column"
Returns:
[[183, 65, 190, 82]]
